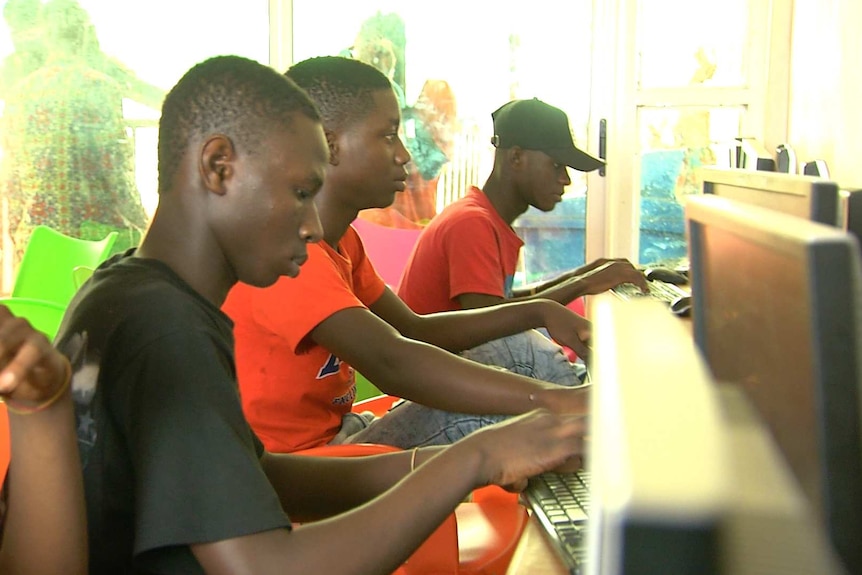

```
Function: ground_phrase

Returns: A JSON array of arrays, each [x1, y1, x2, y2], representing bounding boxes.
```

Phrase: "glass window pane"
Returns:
[[638, 106, 741, 265], [293, 0, 595, 284], [0, 0, 268, 292], [637, 0, 750, 89]]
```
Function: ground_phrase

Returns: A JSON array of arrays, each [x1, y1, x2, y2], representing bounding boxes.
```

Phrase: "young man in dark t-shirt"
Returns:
[[54, 55, 587, 574]]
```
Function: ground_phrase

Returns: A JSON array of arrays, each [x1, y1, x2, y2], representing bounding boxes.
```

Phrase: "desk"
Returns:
[[505, 514, 568, 575]]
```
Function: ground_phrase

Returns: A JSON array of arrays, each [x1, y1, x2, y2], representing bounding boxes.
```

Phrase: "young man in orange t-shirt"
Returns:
[[223, 56, 596, 453]]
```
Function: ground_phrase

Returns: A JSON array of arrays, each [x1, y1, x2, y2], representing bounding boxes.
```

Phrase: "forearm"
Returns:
[[0, 395, 87, 575], [261, 447, 446, 522], [531, 274, 590, 305], [276, 443, 482, 575], [402, 300, 557, 352], [360, 336, 560, 415]]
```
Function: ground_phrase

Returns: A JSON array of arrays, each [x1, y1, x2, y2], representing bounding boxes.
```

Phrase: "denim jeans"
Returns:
[[337, 330, 584, 449]]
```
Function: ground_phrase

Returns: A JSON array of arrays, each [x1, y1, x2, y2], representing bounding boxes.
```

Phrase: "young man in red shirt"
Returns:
[[398, 98, 646, 374]]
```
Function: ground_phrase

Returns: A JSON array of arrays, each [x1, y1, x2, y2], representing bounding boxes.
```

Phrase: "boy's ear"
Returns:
[[200, 134, 235, 194], [508, 146, 525, 170], [325, 129, 339, 166]]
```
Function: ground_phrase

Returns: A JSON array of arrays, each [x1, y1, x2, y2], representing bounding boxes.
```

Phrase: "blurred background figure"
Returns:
[[0, 0, 44, 100], [352, 34, 405, 108], [347, 11, 459, 229], [348, 10, 406, 102], [0, 0, 162, 268]]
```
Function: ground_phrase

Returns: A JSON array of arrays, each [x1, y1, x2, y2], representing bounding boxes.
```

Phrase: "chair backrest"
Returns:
[[351, 217, 422, 290], [11, 226, 118, 306], [0, 297, 67, 342]]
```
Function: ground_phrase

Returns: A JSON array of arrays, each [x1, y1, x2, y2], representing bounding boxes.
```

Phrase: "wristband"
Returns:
[[2, 357, 72, 416]]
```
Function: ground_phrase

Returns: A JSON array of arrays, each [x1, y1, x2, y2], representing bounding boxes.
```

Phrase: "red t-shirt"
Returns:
[[398, 187, 524, 314], [222, 225, 387, 452]]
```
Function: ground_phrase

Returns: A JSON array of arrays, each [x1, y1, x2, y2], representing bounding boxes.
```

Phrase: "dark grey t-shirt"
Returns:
[[55, 253, 291, 575]]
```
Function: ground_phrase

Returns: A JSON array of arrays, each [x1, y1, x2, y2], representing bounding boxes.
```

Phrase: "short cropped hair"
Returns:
[[285, 56, 393, 132], [158, 55, 320, 194]]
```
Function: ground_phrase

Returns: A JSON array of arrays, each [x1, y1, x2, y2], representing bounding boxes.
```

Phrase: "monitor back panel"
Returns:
[[587, 296, 729, 575], [700, 166, 840, 225], [686, 194, 862, 574]]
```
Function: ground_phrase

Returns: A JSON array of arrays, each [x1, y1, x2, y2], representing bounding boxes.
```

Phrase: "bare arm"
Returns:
[[0, 308, 87, 575], [311, 307, 589, 415], [370, 288, 590, 358], [193, 409, 587, 575], [259, 447, 443, 522], [509, 259, 649, 305]]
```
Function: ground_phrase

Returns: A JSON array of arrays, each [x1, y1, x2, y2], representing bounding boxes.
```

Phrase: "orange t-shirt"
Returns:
[[222, 226, 387, 452]]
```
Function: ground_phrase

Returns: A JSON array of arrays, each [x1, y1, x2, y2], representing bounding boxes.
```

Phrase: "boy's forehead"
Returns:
[[367, 88, 402, 124]]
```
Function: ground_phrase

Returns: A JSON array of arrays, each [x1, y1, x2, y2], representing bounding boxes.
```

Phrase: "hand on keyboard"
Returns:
[[462, 409, 587, 493], [614, 280, 689, 304], [570, 258, 648, 296]]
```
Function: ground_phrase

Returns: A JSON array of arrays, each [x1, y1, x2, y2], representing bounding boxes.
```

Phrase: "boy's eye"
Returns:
[[296, 189, 312, 200]]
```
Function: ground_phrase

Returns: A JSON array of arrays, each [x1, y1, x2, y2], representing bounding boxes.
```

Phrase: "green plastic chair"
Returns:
[[11, 225, 118, 307], [0, 297, 67, 341]]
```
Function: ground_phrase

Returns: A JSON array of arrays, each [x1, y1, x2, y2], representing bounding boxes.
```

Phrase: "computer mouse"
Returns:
[[670, 295, 692, 317], [644, 266, 689, 285]]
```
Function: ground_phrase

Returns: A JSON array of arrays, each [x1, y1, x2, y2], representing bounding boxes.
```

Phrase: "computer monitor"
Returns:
[[580, 294, 846, 574], [839, 188, 862, 248], [700, 166, 840, 225], [686, 194, 862, 575], [776, 144, 797, 174], [804, 159, 831, 178], [586, 295, 729, 575], [735, 138, 776, 171]]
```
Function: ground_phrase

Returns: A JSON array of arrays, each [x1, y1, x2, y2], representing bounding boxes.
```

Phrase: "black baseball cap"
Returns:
[[491, 98, 604, 172]]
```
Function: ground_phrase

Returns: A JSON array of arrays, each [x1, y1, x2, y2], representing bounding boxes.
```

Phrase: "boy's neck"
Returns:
[[136, 210, 235, 307], [315, 193, 358, 249], [482, 178, 529, 226]]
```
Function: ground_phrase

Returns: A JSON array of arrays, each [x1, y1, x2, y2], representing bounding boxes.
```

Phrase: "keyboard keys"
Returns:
[[524, 471, 591, 575], [613, 279, 689, 304]]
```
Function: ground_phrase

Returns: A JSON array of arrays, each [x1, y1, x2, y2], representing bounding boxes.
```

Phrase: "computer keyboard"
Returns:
[[522, 471, 591, 575], [613, 279, 689, 304]]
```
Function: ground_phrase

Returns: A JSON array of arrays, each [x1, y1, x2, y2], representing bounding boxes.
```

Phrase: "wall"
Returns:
[[787, 0, 862, 187]]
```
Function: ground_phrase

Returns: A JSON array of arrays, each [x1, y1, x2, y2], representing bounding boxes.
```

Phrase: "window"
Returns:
[[293, 0, 597, 284], [602, 0, 776, 265], [0, 0, 786, 294], [0, 0, 268, 292]]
